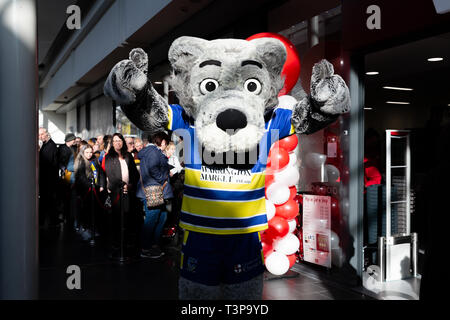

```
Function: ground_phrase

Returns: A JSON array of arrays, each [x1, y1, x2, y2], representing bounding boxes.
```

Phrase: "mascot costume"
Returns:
[[104, 36, 350, 299]]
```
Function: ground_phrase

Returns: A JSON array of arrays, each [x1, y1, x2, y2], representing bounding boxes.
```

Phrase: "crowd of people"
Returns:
[[38, 127, 184, 259]]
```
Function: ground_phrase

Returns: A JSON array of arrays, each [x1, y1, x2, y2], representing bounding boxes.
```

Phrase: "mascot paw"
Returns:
[[129, 48, 148, 75], [104, 48, 149, 105], [310, 59, 350, 115]]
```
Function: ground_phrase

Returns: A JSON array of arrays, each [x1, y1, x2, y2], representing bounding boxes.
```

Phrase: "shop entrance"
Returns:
[[362, 31, 450, 299]]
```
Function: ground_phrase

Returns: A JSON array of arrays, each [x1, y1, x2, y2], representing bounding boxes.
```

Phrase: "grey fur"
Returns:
[[167, 36, 286, 152], [291, 59, 350, 134], [104, 48, 169, 133], [309, 59, 350, 114]]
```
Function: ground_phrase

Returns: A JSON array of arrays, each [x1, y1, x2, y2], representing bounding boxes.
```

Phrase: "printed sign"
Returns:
[[327, 141, 337, 158], [200, 166, 252, 184], [302, 195, 331, 268]]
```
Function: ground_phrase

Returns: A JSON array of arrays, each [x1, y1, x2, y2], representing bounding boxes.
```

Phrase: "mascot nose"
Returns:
[[216, 109, 247, 133]]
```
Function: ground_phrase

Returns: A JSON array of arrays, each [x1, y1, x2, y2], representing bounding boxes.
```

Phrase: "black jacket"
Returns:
[[74, 157, 106, 196], [39, 139, 59, 187], [58, 144, 74, 169], [104, 152, 140, 194]]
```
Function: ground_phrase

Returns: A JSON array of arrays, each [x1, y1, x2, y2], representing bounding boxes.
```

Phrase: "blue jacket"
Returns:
[[136, 144, 173, 200]]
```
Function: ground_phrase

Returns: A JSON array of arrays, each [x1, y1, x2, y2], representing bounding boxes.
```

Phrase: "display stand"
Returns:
[[378, 130, 418, 281]]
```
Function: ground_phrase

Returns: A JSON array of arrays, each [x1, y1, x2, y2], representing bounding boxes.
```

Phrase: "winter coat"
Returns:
[[39, 139, 59, 189], [136, 144, 173, 200], [103, 152, 140, 194], [57, 144, 74, 170], [74, 156, 106, 196]]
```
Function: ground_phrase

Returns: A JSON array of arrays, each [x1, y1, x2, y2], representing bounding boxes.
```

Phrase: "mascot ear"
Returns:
[[169, 36, 208, 74], [250, 38, 287, 76]]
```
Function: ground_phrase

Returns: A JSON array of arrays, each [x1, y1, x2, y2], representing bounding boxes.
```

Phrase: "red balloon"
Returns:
[[267, 146, 289, 171], [287, 254, 297, 268], [247, 33, 301, 96], [265, 173, 274, 186], [275, 198, 299, 220], [278, 135, 298, 153], [261, 231, 274, 244], [289, 186, 297, 199], [262, 241, 273, 257], [267, 216, 289, 239]]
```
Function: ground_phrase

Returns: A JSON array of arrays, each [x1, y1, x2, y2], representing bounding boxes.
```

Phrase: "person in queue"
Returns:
[[38, 127, 59, 227], [57, 133, 77, 223], [163, 141, 184, 238], [74, 144, 106, 241], [103, 133, 141, 259], [137, 131, 173, 258]]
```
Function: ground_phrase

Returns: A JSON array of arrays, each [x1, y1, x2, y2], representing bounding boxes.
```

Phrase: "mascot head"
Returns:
[[168, 36, 287, 154]]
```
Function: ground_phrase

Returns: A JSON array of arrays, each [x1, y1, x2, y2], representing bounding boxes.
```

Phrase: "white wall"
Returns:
[[64, 95, 115, 140], [66, 108, 77, 134], [39, 110, 66, 144]]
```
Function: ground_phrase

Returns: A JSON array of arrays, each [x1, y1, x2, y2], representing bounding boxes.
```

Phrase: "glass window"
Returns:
[[115, 106, 142, 137], [271, 4, 356, 280]]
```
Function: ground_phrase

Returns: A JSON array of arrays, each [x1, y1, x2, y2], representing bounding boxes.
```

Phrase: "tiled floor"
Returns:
[[39, 224, 372, 300], [262, 268, 372, 300], [39, 225, 180, 299]]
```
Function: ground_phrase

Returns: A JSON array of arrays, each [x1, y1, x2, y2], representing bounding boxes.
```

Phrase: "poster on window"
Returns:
[[302, 195, 331, 268]]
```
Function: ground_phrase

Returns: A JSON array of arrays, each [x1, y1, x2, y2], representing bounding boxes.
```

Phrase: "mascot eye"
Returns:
[[244, 79, 262, 94], [199, 79, 219, 94]]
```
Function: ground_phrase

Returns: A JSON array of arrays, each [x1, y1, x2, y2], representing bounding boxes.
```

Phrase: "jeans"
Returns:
[[141, 198, 167, 249]]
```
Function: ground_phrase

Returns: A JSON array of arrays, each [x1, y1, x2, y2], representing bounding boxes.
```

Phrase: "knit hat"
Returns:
[[65, 133, 76, 142]]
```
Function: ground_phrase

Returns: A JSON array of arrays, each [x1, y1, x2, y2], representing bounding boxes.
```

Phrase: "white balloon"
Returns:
[[330, 230, 340, 249], [274, 165, 300, 187], [288, 152, 298, 167], [273, 233, 300, 255], [266, 200, 276, 221], [266, 182, 290, 205], [265, 251, 290, 276], [325, 164, 340, 183], [287, 219, 297, 233]]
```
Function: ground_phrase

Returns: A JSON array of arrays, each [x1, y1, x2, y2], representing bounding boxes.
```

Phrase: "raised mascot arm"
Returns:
[[104, 48, 169, 133], [292, 59, 350, 134]]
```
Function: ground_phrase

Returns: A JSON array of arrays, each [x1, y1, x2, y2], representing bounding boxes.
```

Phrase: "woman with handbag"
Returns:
[[104, 133, 141, 259], [137, 132, 173, 258]]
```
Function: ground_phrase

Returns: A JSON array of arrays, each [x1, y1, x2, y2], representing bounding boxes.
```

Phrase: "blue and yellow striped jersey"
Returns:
[[167, 104, 295, 235]]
